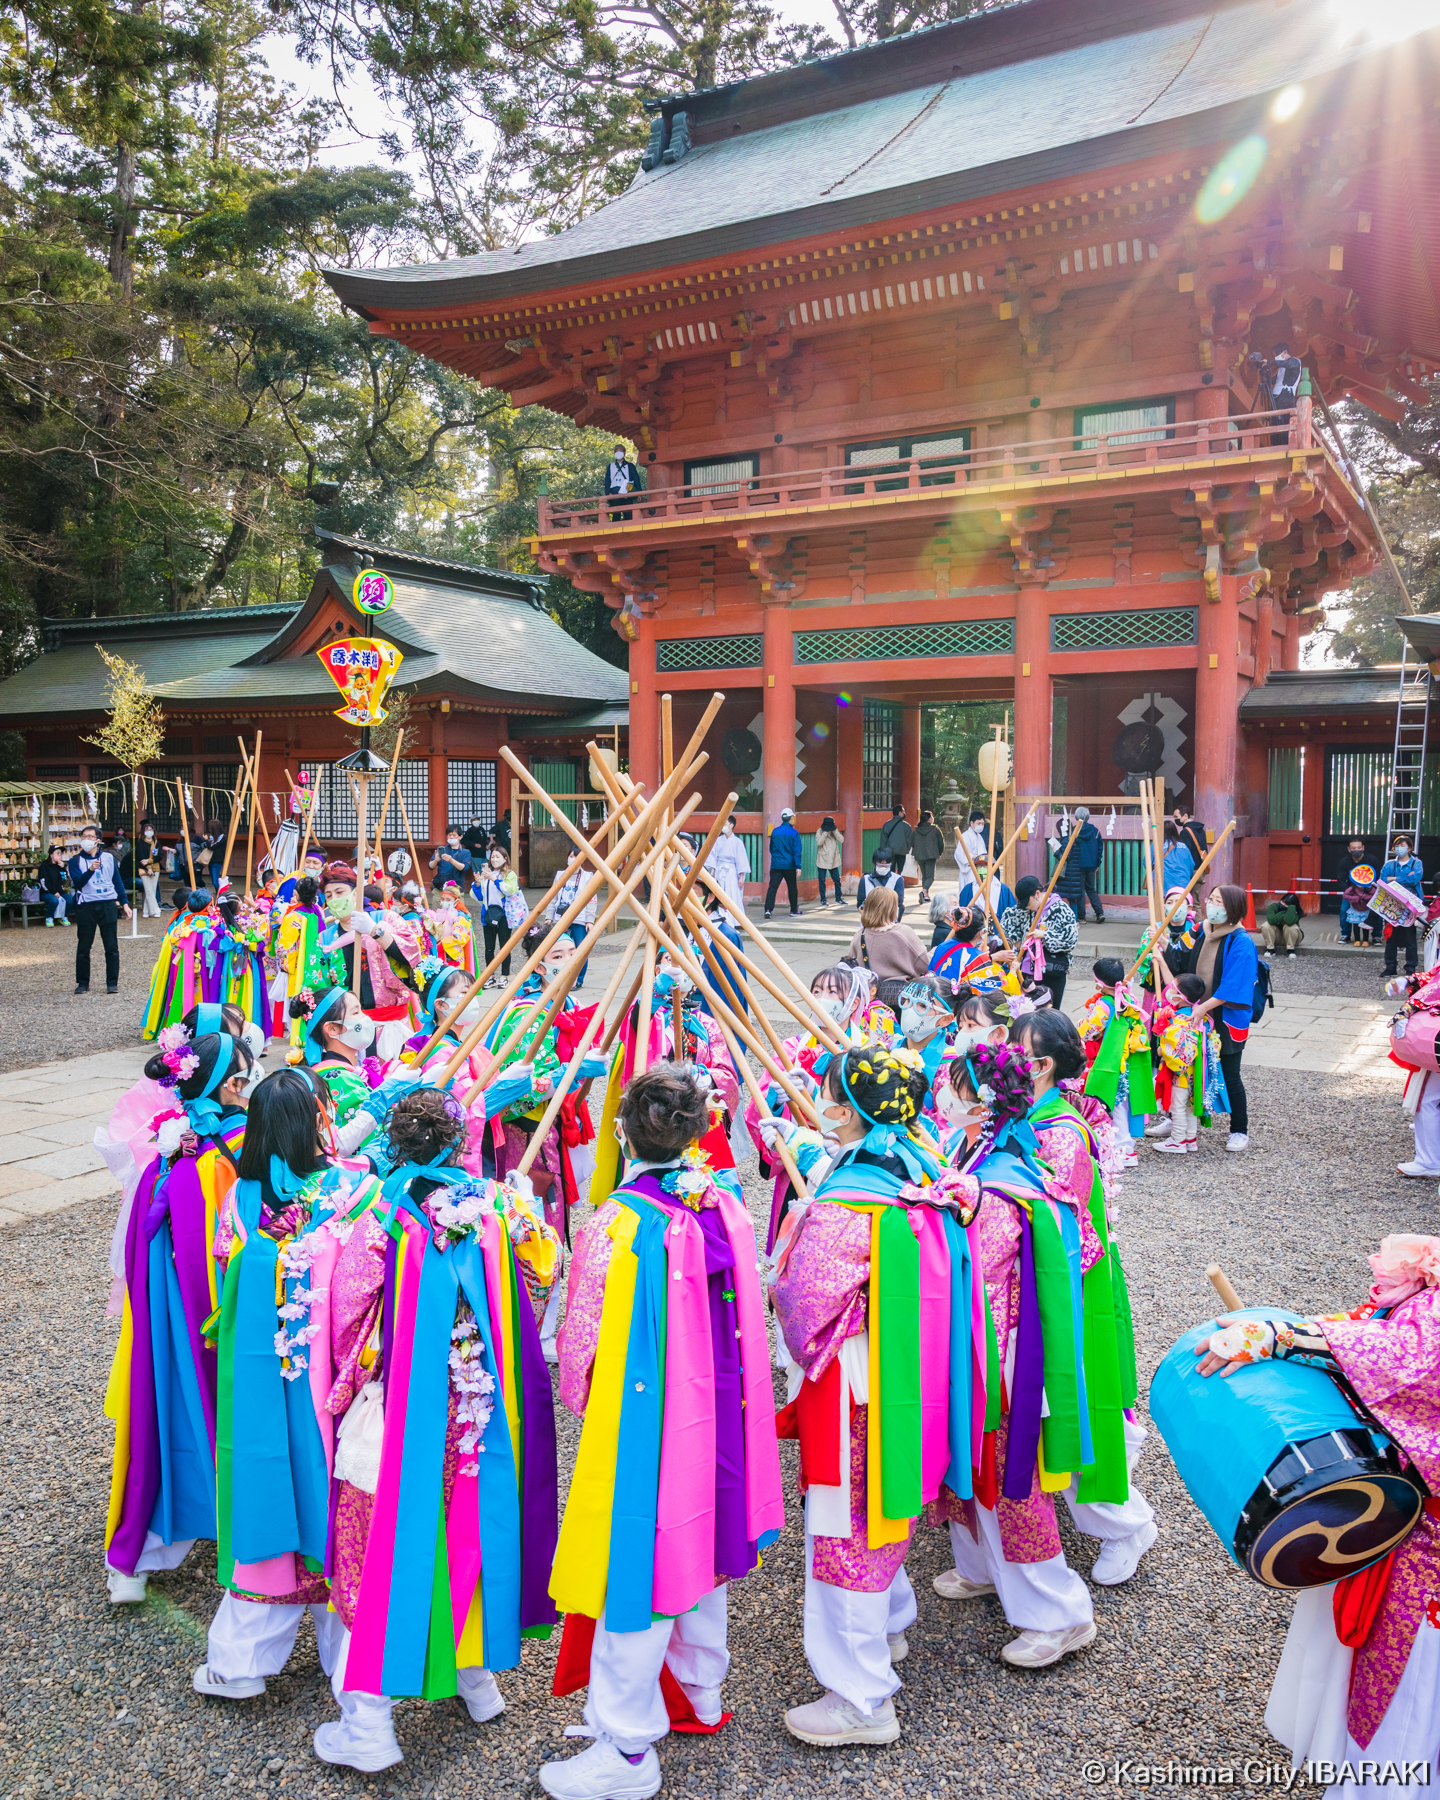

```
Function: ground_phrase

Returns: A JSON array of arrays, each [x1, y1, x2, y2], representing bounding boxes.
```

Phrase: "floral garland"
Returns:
[[449, 1309, 497, 1475], [271, 1169, 335, 1380]]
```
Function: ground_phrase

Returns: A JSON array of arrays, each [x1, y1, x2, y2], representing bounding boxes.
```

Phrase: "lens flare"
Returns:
[[1270, 84, 1304, 122], [1195, 135, 1268, 224], [810, 721, 831, 741], [837, 690, 853, 707]]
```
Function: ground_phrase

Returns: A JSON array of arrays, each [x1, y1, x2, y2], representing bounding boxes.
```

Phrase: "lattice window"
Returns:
[[1073, 397, 1175, 449], [447, 759, 496, 833], [684, 454, 759, 496], [794, 619, 1014, 664], [301, 759, 429, 843], [863, 699, 899, 811], [656, 634, 763, 671], [1270, 747, 1303, 832], [33, 764, 79, 779], [1050, 607, 1198, 652]]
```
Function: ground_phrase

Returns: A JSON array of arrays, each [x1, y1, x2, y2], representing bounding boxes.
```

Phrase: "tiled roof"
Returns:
[[1239, 669, 1404, 719], [324, 0, 1440, 318], [0, 619, 290, 721]]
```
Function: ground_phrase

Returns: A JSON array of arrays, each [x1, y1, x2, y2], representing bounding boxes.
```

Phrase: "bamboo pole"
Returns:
[[427, 758, 694, 1073], [416, 801, 643, 1061], [234, 736, 274, 867], [660, 692, 674, 831], [219, 764, 249, 891], [447, 779, 699, 1084], [392, 783, 426, 900], [1025, 807, 1081, 935], [372, 730, 406, 889], [244, 751, 258, 900], [600, 969, 645, 1055], [633, 930, 659, 1077], [957, 828, 1009, 953], [1138, 781, 1162, 1000], [456, 799, 701, 1101], [292, 770, 318, 872], [175, 781, 197, 889], [679, 899, 795, 1067], [1124, 820, 1238, 982], [986, 722, 1003, 887], [514, 926, 646, 1178], [667, 789, 739, 916], [1207, 1264, 1243, 1312]]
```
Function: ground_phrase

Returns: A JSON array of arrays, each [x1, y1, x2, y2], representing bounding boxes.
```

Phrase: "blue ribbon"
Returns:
[[183, 1032, 234, 1137], [302, 987, 346, 1066], [194, 1002, 224, 1035]]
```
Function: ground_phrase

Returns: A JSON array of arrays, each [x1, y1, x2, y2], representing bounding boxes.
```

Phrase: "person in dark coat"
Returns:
[[910, 810, 944, 901], [1061, 805, 1105, 922], [764, 807, 804, 918], [877, 804, 913, 867], [1171, 806, 1207, 872]]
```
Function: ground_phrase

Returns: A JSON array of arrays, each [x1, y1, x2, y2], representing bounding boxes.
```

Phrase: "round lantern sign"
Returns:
[[353, 568, 395, 615]]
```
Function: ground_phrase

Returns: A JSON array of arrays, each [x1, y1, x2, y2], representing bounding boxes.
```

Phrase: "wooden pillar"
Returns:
[[1013, 588, 1049, 881], [900, 704, 921, 820], [1195, 572, 1240, 884], [1280, 609, 1301, 671], [761, 602, 795, 819], [427, 705, 447, 856], [629, 616, 661, 795], [837, 694, 864, 890], [1255, 585, 1274, 686]]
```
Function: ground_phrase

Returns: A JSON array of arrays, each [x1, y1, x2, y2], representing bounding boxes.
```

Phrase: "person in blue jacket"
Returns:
[[764, 806, 804, 918], [1380, 835, 1425, 977], [1157, 881, 1257, 1154]]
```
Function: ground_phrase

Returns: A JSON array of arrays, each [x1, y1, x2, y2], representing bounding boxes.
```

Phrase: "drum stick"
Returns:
[[1206, 1264, 1243, 1313]]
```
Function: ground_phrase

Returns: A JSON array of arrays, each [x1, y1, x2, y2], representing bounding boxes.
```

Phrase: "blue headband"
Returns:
[[194, 1002, 224, 1036], [182, 1032, 235, 1135], [303, 987, 347, 1065], [424, 967, 459, 1027], [836, 1052, 944, 1185]]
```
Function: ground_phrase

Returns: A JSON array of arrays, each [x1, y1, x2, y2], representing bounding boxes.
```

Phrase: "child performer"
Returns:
[[1152, 973, 1228, 1155], [1077, 957, 1155, 1167], [104, 1030, 258, 1603], [314, 1089, 561, 1773], [894, 973, 957, 1110], [542, 1064, 782, 1800], [319, 865, 423, 1058], [1196, 1235, 1440, 1780], [428, 879, 478, 976], [1009, 1010, 1155, 1586], [773, 1045, 980, 1747], [929, 906, 1006, 989], [929, 1044, 1098, 1669], [193, 1071, 380, 1705], [140, 889, 220, 1039]]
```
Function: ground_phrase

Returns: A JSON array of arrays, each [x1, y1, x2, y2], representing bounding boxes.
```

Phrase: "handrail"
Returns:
[[538, 407, 1316, 534]]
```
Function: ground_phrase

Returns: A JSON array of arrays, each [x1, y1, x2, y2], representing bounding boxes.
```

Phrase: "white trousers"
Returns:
[[327, 1626, 494, 1741], [1413, 1073, 1440, 1170], [802, 1535, 917, 1716], [207, 1591, 346, 1681], [585, 1586, 731, 1756], [108, 1529, 194, 1576], [540, 1280, 563, 1347], [948, 1504, 1093, 1634], [1170, 1080, 1196, 1143], [1063, 1418, 1156, 1544]]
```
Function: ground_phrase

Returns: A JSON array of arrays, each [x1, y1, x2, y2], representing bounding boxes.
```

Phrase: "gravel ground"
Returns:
[[2, 1039, 1428, 1800]]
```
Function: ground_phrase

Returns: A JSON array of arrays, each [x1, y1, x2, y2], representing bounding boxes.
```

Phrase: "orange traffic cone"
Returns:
[[1243, 884, 1257, 930]]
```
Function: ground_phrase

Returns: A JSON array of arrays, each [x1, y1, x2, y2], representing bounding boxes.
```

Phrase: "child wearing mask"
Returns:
[[319, 864, 423, 1056]]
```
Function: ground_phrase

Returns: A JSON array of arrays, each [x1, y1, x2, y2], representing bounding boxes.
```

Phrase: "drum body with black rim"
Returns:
[[1150, 1310, 1425, 1590]]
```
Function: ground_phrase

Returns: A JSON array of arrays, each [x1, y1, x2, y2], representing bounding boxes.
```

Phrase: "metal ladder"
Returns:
[[1386, 640, 1431, 857]]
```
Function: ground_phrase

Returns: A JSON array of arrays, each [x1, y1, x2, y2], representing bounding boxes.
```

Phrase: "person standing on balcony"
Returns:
[[764, 808, 804, 919], [602, 442, 643, 520], [910, 809, 943, 902]]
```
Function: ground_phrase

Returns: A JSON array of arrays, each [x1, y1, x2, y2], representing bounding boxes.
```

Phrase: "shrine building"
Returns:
[[320, 0, 1440, 902]]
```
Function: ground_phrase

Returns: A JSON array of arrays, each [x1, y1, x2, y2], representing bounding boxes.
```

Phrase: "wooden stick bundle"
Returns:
[[1124, 819, 1238, 983]]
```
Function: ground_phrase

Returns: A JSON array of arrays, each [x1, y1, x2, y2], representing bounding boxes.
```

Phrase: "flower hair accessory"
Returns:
[[157, 1022, 192, 1054], [1368, 1234, 1440, 1306], [660, 1142, 715, 1209]]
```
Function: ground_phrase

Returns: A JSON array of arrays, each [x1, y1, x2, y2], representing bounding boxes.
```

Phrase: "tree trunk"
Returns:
[[109, 145, 138, 301]]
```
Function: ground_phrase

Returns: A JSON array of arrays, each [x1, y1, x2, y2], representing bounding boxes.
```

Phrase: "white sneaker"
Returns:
[[313, 1719, 403, 1773], [679, 1681, 724, 1725], [1143, 1119, 1172, 1138], [932, 1568, 996, 1601], [538, 1740, 662, 1799], [541, 1336, 560, 1365], [1225, 1133, 1249, 1153], [1398, 1161, 1440, 1179], [192, 1663, 266, 1700], [106, 1568, 148, 1604], [887, 1631, 909, 1663], [44, 917, 54, 927], [1288, 951, 1296, 959], [784, 1690, 900, 1746], [1153, 1139, 1188, 1155], [458, 1666, 505, 1723], [999, 1620, 1097, 1668], [1091, 1519, 1158, 1586]]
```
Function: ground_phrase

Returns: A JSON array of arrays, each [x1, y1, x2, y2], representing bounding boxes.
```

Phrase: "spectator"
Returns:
[[460, 818, 490, 861], [1263, 891, 1304, 958], [135, 822, 164, 918], [705, 816, 751, 911], [927, 891, 955, 950], [911, 809, 944, 901], [1381, 835, 1425, 978], [39, 844, 69, 925], [857, 849, 906, 918], [1162, 821, 1197, 892], [846, 885, 929, 982], [877, 804, 913, 869], [194, 819, 218, 884], [1171, 805, 1208, 871], [814, 816, 844, 907], [111, 826, 133, 887], [491, 815, 512, 856], [1341, 841, 1375, 947], [429, 825, 473, 900], [546, 847, 599, 988], [67, 822, 132, 994], [1053, 815, 1088, 920], [603, 441, 644, 519], [764, 807, 803, 919], [473, 846, 527, 984], [1065, 805, 1105, 922]]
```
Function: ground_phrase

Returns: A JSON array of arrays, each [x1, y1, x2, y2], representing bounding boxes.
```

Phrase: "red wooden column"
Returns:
[[837, 695, 864, 890], [628, 616, 661, 795], [762, 602, 795, 819], [899, 705, 922, 820], [427, 704, 447, 853], [1254, 585, 1274, 686], [1195, 573, 1240, 884], [1013, 588, 1049, 881], [1280, 609, 1301, 671]]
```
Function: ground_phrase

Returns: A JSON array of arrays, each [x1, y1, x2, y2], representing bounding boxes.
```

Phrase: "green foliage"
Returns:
[[920, 701, 1006, 819]]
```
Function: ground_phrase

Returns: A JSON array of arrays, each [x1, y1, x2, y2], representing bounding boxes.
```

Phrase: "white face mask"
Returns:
[[1205, 902, 1227, 924], [816, 993, 847, 1022], [875, 865, 891, 879], [236, 1062, 264, 1100], [900, 1007, 925, 1039], [455, 1000, 483, 1033], [1396, 848, 1412, 863], [80, 837, 98, 854], [240, 1021, 265, 1059], [951, 1027, 982, 1057], [340, 1014, 376, 1050]]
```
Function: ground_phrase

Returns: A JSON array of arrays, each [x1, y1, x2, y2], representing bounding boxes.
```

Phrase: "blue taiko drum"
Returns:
[[1150, 1311, 1425, 1590]]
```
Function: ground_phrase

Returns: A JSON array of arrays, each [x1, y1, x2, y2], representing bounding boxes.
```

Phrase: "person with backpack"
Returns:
[[1156, 882, 1259, 1154]]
